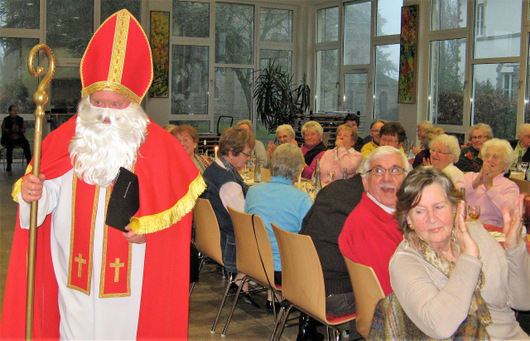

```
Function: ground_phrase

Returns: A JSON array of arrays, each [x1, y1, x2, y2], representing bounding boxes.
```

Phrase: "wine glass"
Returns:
[[241, 164, 249, 180], [467, 205, 481, 222], [518, 162, 529, 174], [327, 170, 335, 183]]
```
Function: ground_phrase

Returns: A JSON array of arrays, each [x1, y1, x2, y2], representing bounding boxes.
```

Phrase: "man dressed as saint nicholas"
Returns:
[[0, 9, 205, 340]]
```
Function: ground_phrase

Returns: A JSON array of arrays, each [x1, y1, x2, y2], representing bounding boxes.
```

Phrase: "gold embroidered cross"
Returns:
[[74, 253, 86, 278], [110, 258, 125, 283]]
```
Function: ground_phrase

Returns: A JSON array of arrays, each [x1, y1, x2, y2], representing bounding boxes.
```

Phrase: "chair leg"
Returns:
[[189, 257, 207, 297], [271, 304, 293, 341], [221, 276, 249, 337], [211, 277, 234, 333]]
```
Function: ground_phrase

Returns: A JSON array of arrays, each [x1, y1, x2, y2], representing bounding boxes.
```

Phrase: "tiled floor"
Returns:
[[0, 162, 300, 340]]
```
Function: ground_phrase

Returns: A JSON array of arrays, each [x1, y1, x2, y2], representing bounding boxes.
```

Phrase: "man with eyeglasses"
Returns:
[[360, 119, 387, 157], [455, 123, 493, 172], [339, 146, 412, 295]]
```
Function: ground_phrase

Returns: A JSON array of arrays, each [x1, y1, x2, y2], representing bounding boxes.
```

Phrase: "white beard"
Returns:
[[69, 96, 149, 187]]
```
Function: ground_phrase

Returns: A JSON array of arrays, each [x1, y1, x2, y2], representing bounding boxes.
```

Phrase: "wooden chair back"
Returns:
[[227, 206, 278, 290], [343, 257, 385, 339], [193, 198, 223, 266], [272, 223, 326, 320]]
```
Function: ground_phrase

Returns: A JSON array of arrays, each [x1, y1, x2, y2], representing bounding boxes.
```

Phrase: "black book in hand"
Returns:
[[105, 167, 140, 232]]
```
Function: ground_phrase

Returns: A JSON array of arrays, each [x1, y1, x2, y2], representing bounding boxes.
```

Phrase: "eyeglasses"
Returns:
[[240, 151, 251, 158], [430, 149, 451, 155], [370, 129, 380, 134], [366, 165, 406, 176], [483, 153, 501, 161], [471, 135, 487, 140], [380, 137, 398, 145]]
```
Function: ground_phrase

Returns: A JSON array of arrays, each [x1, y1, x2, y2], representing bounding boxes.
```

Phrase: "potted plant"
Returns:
[[253, 61, 310, 133]]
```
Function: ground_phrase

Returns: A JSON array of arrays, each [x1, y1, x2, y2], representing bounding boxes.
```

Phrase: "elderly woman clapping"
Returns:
[[389, 167, 529, 340], [428, 134, 463, 183], [301, 121, 327, 178], [456, 139, 519, 226]]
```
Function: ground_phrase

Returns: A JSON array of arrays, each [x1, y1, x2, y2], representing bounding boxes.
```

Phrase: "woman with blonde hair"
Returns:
[[301, 121, 327, 178]]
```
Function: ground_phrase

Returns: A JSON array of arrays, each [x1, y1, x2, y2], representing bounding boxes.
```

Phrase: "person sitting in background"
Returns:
[[201, 127, 257, 305], [412, 127, 444, 168], [339, 146, 412, 295], [1, 105, 32, 172], [360, 119, 387, 157], [300, 121, 327, 179], [426, 133, 463, 183], [510, 123, 530, 167], [266, 124, 298, 160], [379, 122, 407, 152], [244, 144, 312, 310], [169, 124, 213, 173], [456, 138, 519, 227], [236, 119, 267, 166], [412, 120, 433, 155], [390, 167, 529, 340], [343, 113, 364, 151], [319, 124, 362, 184], [455, 123, 493, 173]]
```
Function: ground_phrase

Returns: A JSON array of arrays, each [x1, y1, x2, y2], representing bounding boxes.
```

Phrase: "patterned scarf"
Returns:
[[404, 230, 492, 327], [218, 156, 249, 195]]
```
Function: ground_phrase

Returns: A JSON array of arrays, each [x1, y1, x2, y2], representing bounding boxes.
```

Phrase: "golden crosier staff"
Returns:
[[25, 44, 56, 341]]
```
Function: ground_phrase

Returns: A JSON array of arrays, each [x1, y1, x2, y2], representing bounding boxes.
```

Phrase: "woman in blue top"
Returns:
[[245, 143, 313, 307]]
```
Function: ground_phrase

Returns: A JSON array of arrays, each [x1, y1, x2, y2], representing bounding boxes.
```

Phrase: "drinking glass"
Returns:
[[518, 162, 529, 173], [327, 170, 335, 183], [467, 205, 481, 222], [241, 164, 249, 180]]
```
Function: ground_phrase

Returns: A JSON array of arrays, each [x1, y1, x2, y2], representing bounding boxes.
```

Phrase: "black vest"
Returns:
[[201, 162, 247, 234]]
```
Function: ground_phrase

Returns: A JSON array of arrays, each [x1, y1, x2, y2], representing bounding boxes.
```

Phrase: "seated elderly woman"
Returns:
[[389, 167, 529, 340], [266, 124, 298, 160], [319, 124, 363, 184], [245, 143, 313, 309], [456, 138, 520, 227], [169, 124, 213, 173], [201, 127, 257, 304], [301, 121, 328, 178], [426, 133, 463, 183], [412, 127, 444, 168]]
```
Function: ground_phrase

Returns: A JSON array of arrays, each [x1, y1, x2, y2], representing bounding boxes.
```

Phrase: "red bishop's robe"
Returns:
[[0, 115, 205, 340]]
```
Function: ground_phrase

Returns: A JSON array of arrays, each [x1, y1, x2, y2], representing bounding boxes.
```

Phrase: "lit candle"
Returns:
[[214, 145, 219, 159]]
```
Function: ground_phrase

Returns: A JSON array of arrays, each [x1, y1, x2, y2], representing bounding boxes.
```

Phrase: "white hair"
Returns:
[[430, 134, 461, 160], [480, 138, 514, 172], [358, 146, 412, 177], [69, 96, 149, 187], [276, 124, 295, 138]]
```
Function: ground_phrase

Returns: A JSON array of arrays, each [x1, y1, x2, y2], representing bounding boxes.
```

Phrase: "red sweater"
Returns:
[[338, 193, 403, 296]]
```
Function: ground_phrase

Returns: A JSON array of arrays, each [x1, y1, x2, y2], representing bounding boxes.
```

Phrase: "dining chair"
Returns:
[[222, 207, 283, 337], [192, 198, 235, 333], [343, 257, 385, 339], [271, 223, 357, 341]]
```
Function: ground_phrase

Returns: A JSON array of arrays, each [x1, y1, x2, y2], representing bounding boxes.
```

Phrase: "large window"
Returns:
[[374, 44, 399, 121], [171, 1, 295, 135], [429, 39, 466, 126], [0, 1, 39, 29], [0, 38, 39, 114], [429, 0, 522, 140], [171, 45, 209, 116]]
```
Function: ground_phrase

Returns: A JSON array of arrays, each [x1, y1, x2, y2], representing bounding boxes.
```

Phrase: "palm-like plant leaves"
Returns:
[[254, 62, 310, 133]]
